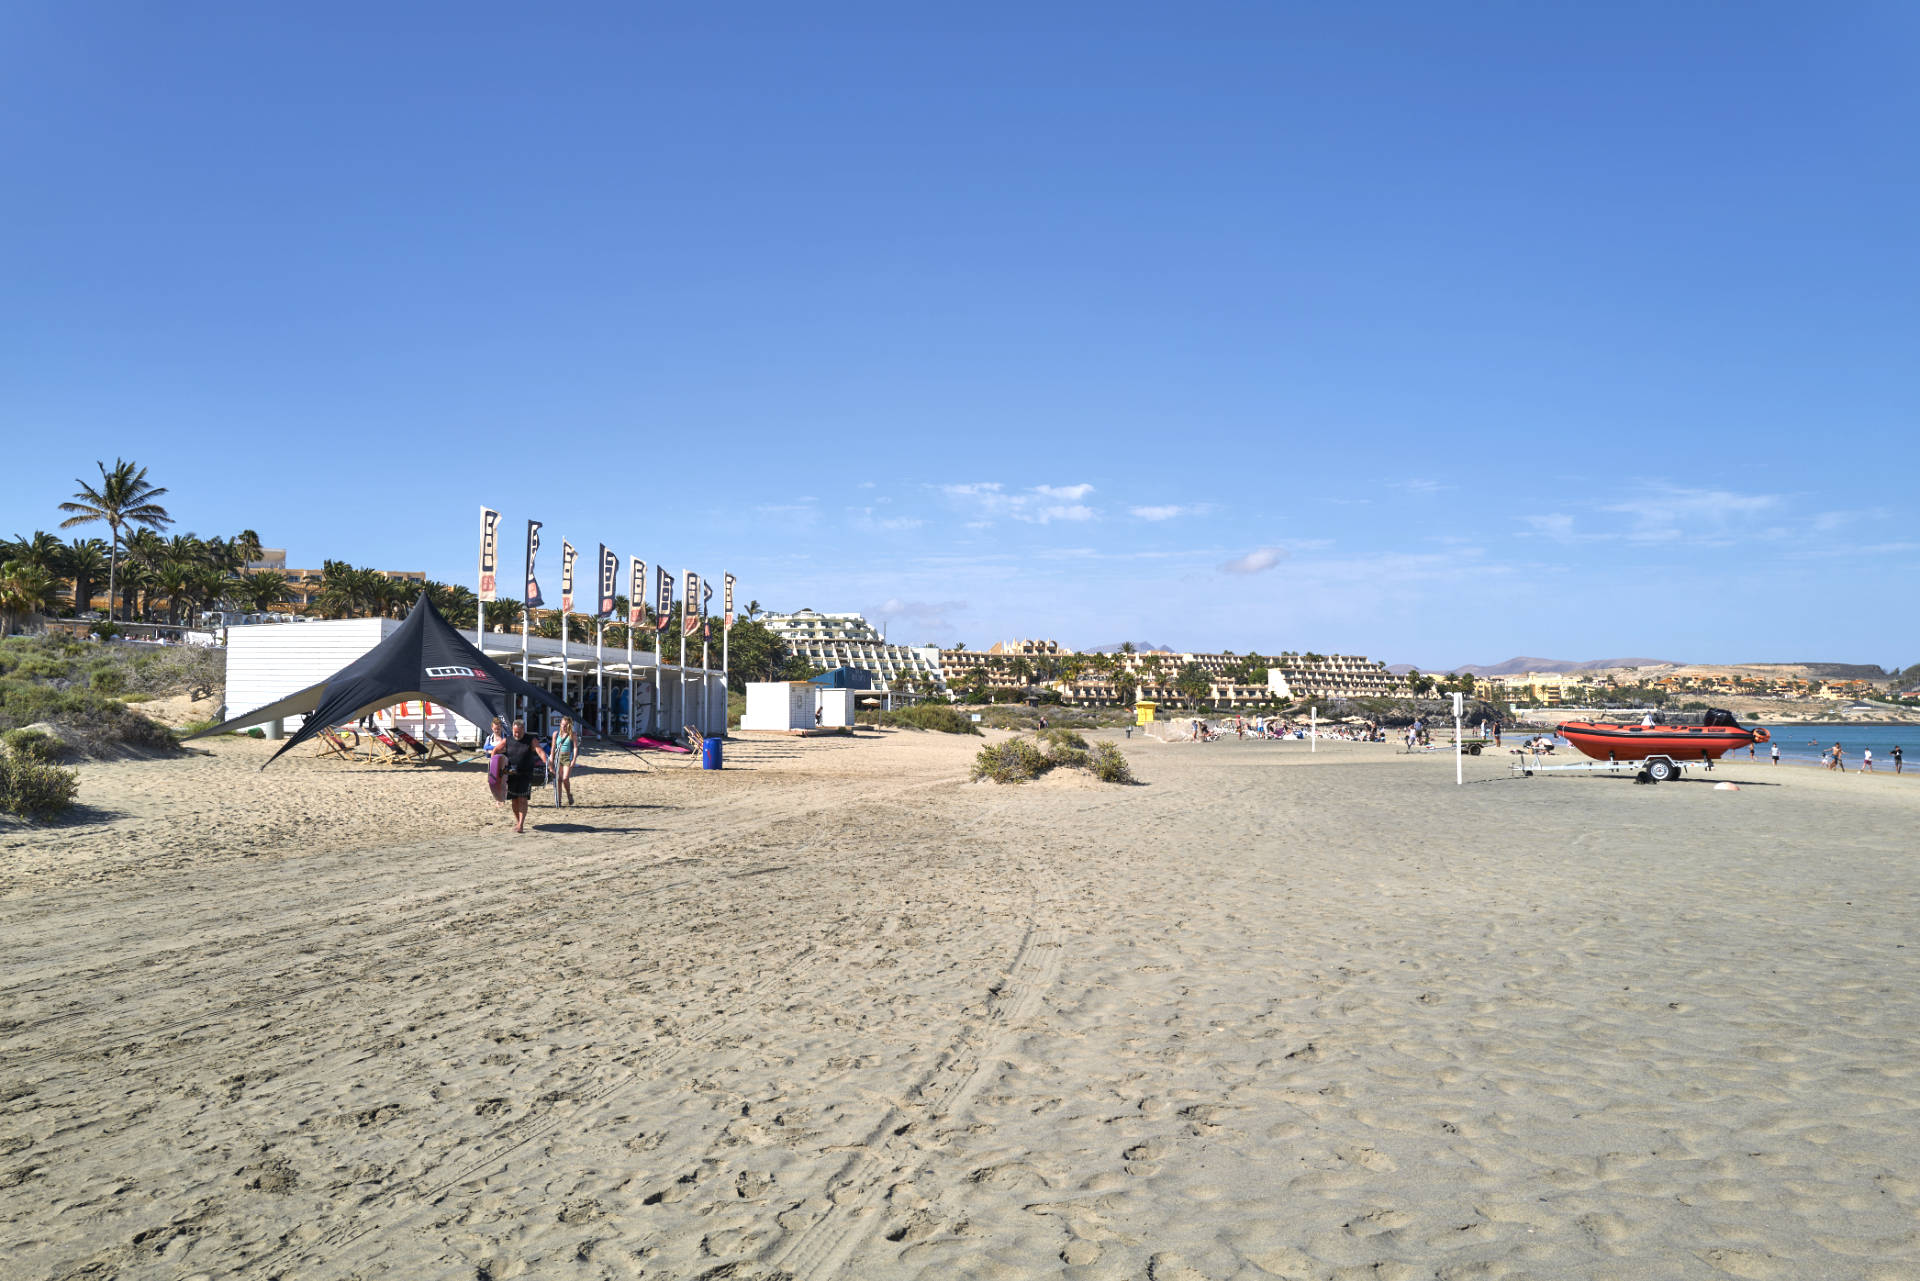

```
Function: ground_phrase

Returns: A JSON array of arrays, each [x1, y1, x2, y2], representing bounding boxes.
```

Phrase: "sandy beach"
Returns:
[[5, 729, 1919, 1280]]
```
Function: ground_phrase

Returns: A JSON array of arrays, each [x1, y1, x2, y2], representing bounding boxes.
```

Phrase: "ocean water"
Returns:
[[1753, 722, 1915, 768]]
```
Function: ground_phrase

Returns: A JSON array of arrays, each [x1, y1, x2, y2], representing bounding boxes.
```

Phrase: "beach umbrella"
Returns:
[[185, 592, 596, 768]]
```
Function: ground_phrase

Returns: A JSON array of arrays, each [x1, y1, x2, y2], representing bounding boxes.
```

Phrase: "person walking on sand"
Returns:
[[485, 716, 509, 805], [1861, 748, 1874, 774], [551, 715, 580, 805], [1828, 743, 1844, 771], [500, 718, 551, 834], [1771, 742, 1780, 766], [1894, 745, 1903, 774]]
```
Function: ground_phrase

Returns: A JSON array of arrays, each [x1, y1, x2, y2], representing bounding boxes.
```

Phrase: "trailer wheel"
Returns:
[[1646, 758, 1678, 783], [1468, 744, 1482, 755]]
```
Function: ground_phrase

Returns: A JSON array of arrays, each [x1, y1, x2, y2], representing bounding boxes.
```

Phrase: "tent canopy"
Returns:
[[186, 593, 597, 768]]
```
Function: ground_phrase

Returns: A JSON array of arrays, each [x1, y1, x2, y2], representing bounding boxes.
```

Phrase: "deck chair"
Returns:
[[315, 729, 358, 761], [423, 733, 483, 764], [388, 727, 437, 763], [367, 730, 419, 765]]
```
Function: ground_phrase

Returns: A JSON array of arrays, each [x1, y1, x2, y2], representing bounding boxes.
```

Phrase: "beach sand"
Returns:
[[4, 730, 1919, 1279]]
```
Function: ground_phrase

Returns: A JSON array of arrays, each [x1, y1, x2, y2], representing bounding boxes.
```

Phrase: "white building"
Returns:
[[223, 618, 727, 742], [758, 609, 945, 692]]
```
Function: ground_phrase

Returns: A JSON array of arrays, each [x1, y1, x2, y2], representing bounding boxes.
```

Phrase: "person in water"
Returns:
[[551, 715, 580, 805]]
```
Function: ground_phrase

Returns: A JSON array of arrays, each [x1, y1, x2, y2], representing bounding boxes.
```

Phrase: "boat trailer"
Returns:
[[1510, 750, 1717, 784]]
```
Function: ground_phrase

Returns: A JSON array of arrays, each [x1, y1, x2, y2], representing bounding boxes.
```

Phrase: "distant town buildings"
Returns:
[[757, 609, 944, 691]]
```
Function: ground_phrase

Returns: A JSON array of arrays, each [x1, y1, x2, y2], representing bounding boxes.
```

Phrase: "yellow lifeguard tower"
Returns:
[[1134, 699, 1157, 726]]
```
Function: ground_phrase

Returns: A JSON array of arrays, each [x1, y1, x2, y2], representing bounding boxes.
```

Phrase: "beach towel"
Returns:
[[631, 735, 692, 754]]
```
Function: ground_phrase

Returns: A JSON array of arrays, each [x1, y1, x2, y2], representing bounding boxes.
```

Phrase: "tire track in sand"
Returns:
[[766, 865, 1066, 1281]]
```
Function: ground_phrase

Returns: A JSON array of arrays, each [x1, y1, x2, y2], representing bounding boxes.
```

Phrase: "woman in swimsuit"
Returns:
[[485, 716, 509, 804], [552, 716, 579, 806]]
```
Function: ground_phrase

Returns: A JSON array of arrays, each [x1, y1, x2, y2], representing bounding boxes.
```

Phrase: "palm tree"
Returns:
[[64, 538, 109, 614], [0, 560, 62, 635], [57, 459, 173, 621], [745, 599, 763, 621], [232, 529, 264, 567], [233, 570, 293, 615]]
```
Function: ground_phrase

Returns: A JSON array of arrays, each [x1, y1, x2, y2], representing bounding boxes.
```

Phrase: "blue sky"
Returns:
[[4, 3, 1915, 669]]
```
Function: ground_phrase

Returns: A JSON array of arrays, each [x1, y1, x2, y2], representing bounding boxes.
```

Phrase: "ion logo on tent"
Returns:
[[425, 665, 481, 680]]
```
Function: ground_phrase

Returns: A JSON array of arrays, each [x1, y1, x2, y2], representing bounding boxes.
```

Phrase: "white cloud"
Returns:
[[1393, 478, 1450, 494], [873, 597, 967, 636], [1129, 503, 1215, 521], [1221, 547, 1286, 574], [938, 481, 1099, 524], [849, 506, 923, 532], [1599, 484, 1779, 542]]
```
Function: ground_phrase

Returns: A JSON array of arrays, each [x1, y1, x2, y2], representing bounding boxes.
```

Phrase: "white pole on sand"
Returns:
[[721, 613, 730, 736], [520, 606, 529, 724], [595, 620, 605, 736], [1311, 704, 1317, 752], [701, 620, 711, 738], [626, 617, 635, 740], [1453, 690, 1464, 786], [561, 609, 569, 705], [678, 568, 688, 736]]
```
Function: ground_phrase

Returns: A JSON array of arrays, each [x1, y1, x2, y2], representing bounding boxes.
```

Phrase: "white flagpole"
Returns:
[[701, 606, 711, 737], [687, 568, 695, 737], [561, 608, 569, 705], [595, 620, 605, 736]]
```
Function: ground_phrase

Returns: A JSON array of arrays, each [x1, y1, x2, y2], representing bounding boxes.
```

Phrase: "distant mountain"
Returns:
[[1388, 656, 1685, 677], [1084, 642, 1175, 654]]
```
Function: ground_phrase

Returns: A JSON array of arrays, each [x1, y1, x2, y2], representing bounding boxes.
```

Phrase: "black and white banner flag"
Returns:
[[524, 520, 544, 608], [479, 507, 500, 602]]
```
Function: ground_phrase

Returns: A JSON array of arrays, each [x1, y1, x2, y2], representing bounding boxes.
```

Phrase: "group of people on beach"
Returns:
[[483, 715, 581, 833], [1822, 742, 1901, 774]]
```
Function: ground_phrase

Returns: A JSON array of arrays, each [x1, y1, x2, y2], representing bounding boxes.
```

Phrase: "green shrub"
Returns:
[[970, 738, 1051, 784], [0, 678, 175, 754], [881, 704, 983, 735], [89, 666, 127, 696], [1040, 727, 1089, 751], [2, 727, 65, 762], [1088, 742, 1136, 785], [0, 752, 80, 820]]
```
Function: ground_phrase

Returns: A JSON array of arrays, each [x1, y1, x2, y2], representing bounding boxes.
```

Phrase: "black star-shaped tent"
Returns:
[[186, 592, 596, 768]]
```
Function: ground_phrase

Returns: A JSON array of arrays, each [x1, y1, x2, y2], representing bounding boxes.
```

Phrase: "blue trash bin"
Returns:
[[701, 736, 723, 770]]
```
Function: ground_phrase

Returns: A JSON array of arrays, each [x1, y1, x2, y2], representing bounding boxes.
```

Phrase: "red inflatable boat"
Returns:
[[1559, 709, 1769, 763]]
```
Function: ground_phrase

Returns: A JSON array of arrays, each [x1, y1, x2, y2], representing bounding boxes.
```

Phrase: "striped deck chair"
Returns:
[[315, 729, 358, 761]]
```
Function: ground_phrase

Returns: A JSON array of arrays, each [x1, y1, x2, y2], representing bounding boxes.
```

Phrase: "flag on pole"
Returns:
[[682, 571, 701, 637], [723, 572, 735, 630], [702, 579, 713, 639], [655, 566, 674, 631], [628, 557, 646, 626], [479, 508, 500, 602], [561, 541, 577, 613], [524, 520, 544, 608], [597, 544, 617, 618]]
